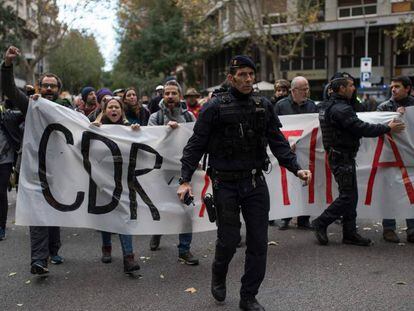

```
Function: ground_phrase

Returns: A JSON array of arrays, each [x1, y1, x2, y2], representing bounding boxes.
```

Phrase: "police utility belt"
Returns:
[[209, 168, 262, 182], [328, 148, 357, 162]]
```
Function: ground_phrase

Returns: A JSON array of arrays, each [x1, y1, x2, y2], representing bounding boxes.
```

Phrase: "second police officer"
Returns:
[[312, 73, 406, 246], [177, 55, 312, 311]]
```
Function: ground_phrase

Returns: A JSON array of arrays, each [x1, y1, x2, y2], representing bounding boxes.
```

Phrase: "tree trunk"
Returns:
[[271, 51, 281, 81], [259, 44, 267, 81]]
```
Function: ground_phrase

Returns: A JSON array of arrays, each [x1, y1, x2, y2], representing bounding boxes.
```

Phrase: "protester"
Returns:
[[184, 88, 202, 119], [78, 86, 98, 116], [141, 94, 150, 109], [177, 55, 311, 310], [377, 75, 414, 243], [122, 87, 150, 125], [148, 80, 198, 265], [91, 97, 141, 273], [270, 79, 290, 107], [88, 88, 114, 122], [0, 99, 24, 240], [312, 72, 406, 246], [113, 88, 125, 98], [148, 85, 164, 113], [1, 45, 67, 274], [275, 76, 317, 230]]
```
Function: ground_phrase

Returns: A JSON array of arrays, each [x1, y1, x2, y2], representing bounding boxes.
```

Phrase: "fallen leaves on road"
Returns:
[[17, 303, 23, 307], [268, 241, 279, 246], [8, 272, 17, 277], [362, 227, 371, 231], [395, 281, 407, 285], [25, 280, 31, 284], [160, 274, 165, 279], [185, 287, 197, 294]]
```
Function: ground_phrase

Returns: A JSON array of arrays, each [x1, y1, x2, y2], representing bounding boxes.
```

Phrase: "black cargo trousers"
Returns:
[[211, 171, 269, 300], [317, 150, 358, 234]]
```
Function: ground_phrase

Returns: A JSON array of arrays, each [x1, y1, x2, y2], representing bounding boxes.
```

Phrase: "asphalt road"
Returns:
[[1, 190, 413, 311]]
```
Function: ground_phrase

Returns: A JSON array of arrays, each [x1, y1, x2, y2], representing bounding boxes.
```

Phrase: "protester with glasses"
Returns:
[[1, 45, 70, 275], [273, 76, 317, 231]]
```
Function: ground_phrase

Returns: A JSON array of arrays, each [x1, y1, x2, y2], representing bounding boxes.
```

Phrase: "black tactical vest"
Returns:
[[208, 92, 268, 165], [318, 99, 336, 151], [319, 97, 360, 153]]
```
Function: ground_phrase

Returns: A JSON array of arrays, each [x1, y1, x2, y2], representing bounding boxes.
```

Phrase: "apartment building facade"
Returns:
[[203, 0, 414, 98], [2, 0, 46, 87]]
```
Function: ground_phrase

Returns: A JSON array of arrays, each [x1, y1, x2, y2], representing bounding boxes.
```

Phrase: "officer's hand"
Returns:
[[4, 46, 20, 66], [388, 119, 406, 133], [177, 182, 193, 202], [397, 106, 406, 114], [167, 121, 179, 129], [297, 170, 312, 186]]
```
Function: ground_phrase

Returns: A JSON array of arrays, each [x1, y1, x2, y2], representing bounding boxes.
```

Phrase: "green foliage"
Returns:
[[0, 5, 24, 53], [48, 30, 104, 93], [113, 0, 220, 91]]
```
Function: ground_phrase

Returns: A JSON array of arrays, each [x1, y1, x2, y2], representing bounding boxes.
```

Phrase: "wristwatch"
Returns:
[[178, 177, 189, 185]]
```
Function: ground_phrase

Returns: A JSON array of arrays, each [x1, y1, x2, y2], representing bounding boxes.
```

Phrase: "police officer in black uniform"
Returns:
[[311, 73, 406, 246], [177, 55, 312, 311]]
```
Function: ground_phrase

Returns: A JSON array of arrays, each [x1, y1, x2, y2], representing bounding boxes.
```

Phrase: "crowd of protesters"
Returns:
[[0, 45, 413, 281]]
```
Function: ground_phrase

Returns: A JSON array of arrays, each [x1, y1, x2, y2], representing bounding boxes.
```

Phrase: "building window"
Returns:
[[392, 0, 413, 13], [338, 0, 377, 19], [395, 39, 414, 66], [280, 35, 327, 71], [262, 13, 287, 25], [339, 28, 382, 68], [262, 0, 288, 25]]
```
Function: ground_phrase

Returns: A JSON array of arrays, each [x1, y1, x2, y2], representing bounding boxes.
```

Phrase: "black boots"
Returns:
[[311, 220, 328, 245], [342, 232, 372, 246], [239, 298, 265, 311], [211, 271, 226, 302], [123, 254, 140, 274]]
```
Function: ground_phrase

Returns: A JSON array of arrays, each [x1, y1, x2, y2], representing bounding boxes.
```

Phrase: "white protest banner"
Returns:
[[16, 98, 414, 234]]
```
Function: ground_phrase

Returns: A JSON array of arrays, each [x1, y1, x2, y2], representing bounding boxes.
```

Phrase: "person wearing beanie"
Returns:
[[96, 88, 113, 105], [88, 88, 113, 122], [79, 86, 97, 117]]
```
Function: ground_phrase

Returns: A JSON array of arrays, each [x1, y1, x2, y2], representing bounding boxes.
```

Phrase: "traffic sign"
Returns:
[[361, 72, 371, 82], [360, 57, 372, 73]]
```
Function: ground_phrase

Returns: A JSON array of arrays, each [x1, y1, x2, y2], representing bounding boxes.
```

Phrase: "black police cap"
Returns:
[[229, 55, 256, 72], [329, 72, 355, 83]]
